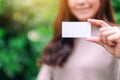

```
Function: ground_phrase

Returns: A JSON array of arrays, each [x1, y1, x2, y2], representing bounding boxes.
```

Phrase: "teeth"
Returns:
[[76, 5, 90, 9]]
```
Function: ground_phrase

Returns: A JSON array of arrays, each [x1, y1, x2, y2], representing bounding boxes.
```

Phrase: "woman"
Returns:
[[37, 0, 120, 80]]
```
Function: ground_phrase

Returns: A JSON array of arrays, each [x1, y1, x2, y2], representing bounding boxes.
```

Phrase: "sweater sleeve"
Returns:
[[37, 64, 53, 80], [118, 60, 120, 80]]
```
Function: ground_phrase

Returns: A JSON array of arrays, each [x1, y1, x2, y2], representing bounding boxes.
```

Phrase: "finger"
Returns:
[[100, 28, 107, 44], [100, 27, 113, 32], [102, 29, 116, 45], [87, 37, 99, 43], [107, 40, 116, 47], [88, 19, 111, 27], [107, 27, 120, 43], [99, 30, 104, 44], [99, 27, 117, 45], [105, 33, 116, 46], [86, 37, 103, 46], [107, 37, 116, 47], [108, 34, 120, 43], [99, 27, 113, 44]]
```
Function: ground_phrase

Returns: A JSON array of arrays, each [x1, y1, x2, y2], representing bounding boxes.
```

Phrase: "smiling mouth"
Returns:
[[76, 8, 90, 13], [76, 5, 91, 11], [77, 7, 89, 11]]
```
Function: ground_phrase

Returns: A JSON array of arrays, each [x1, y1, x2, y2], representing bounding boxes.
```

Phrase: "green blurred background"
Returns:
[[0, 0, 119, 80]]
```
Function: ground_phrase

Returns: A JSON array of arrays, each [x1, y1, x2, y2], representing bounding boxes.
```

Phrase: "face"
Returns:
[[67, 0, 100, 21]]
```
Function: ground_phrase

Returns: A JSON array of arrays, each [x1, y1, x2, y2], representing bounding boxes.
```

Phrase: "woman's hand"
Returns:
[[87, 19, 120, 58]]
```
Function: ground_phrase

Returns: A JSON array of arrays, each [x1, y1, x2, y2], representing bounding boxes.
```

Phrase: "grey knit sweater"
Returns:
[[37, 27, 120, 80]]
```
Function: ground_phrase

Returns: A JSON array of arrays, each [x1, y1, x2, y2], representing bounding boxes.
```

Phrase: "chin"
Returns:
[[76, 14, 93, 21], [77, 18, 88, 21], [78, 16, 93, 21]]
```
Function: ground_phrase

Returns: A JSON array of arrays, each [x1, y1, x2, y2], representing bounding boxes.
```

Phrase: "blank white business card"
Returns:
[[62, 22, 91, 38]]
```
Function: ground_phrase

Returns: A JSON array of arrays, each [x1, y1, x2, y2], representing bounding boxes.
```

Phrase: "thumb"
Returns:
[[86, 37, 100, 44]]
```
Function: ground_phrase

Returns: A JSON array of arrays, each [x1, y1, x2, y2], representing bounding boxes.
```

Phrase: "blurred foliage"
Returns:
[[0, 0, 119, 80], [112, 0, 120, 23], [0, 0, 56, 80]]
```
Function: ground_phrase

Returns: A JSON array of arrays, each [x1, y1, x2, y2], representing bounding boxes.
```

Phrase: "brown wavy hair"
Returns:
[[38, 0, 116, 67]]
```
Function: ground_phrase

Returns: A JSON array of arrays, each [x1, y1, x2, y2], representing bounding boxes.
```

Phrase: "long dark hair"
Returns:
[[38, 0, 116, 67]]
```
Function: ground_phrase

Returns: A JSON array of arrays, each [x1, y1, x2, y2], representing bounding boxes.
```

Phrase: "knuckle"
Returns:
[[107, 37, 113, 41], [102, 32, 107, 37]]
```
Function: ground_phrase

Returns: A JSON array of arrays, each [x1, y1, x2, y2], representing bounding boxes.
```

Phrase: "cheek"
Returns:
[[90, 0, 100, 18], [92, 0, 100, 12], [67, 1, 74, 9]]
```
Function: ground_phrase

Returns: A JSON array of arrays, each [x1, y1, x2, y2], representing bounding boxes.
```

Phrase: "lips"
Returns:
[[76, 5, 91, 11], [75, 6, 91, 13], [76, 7, 90, 11]]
